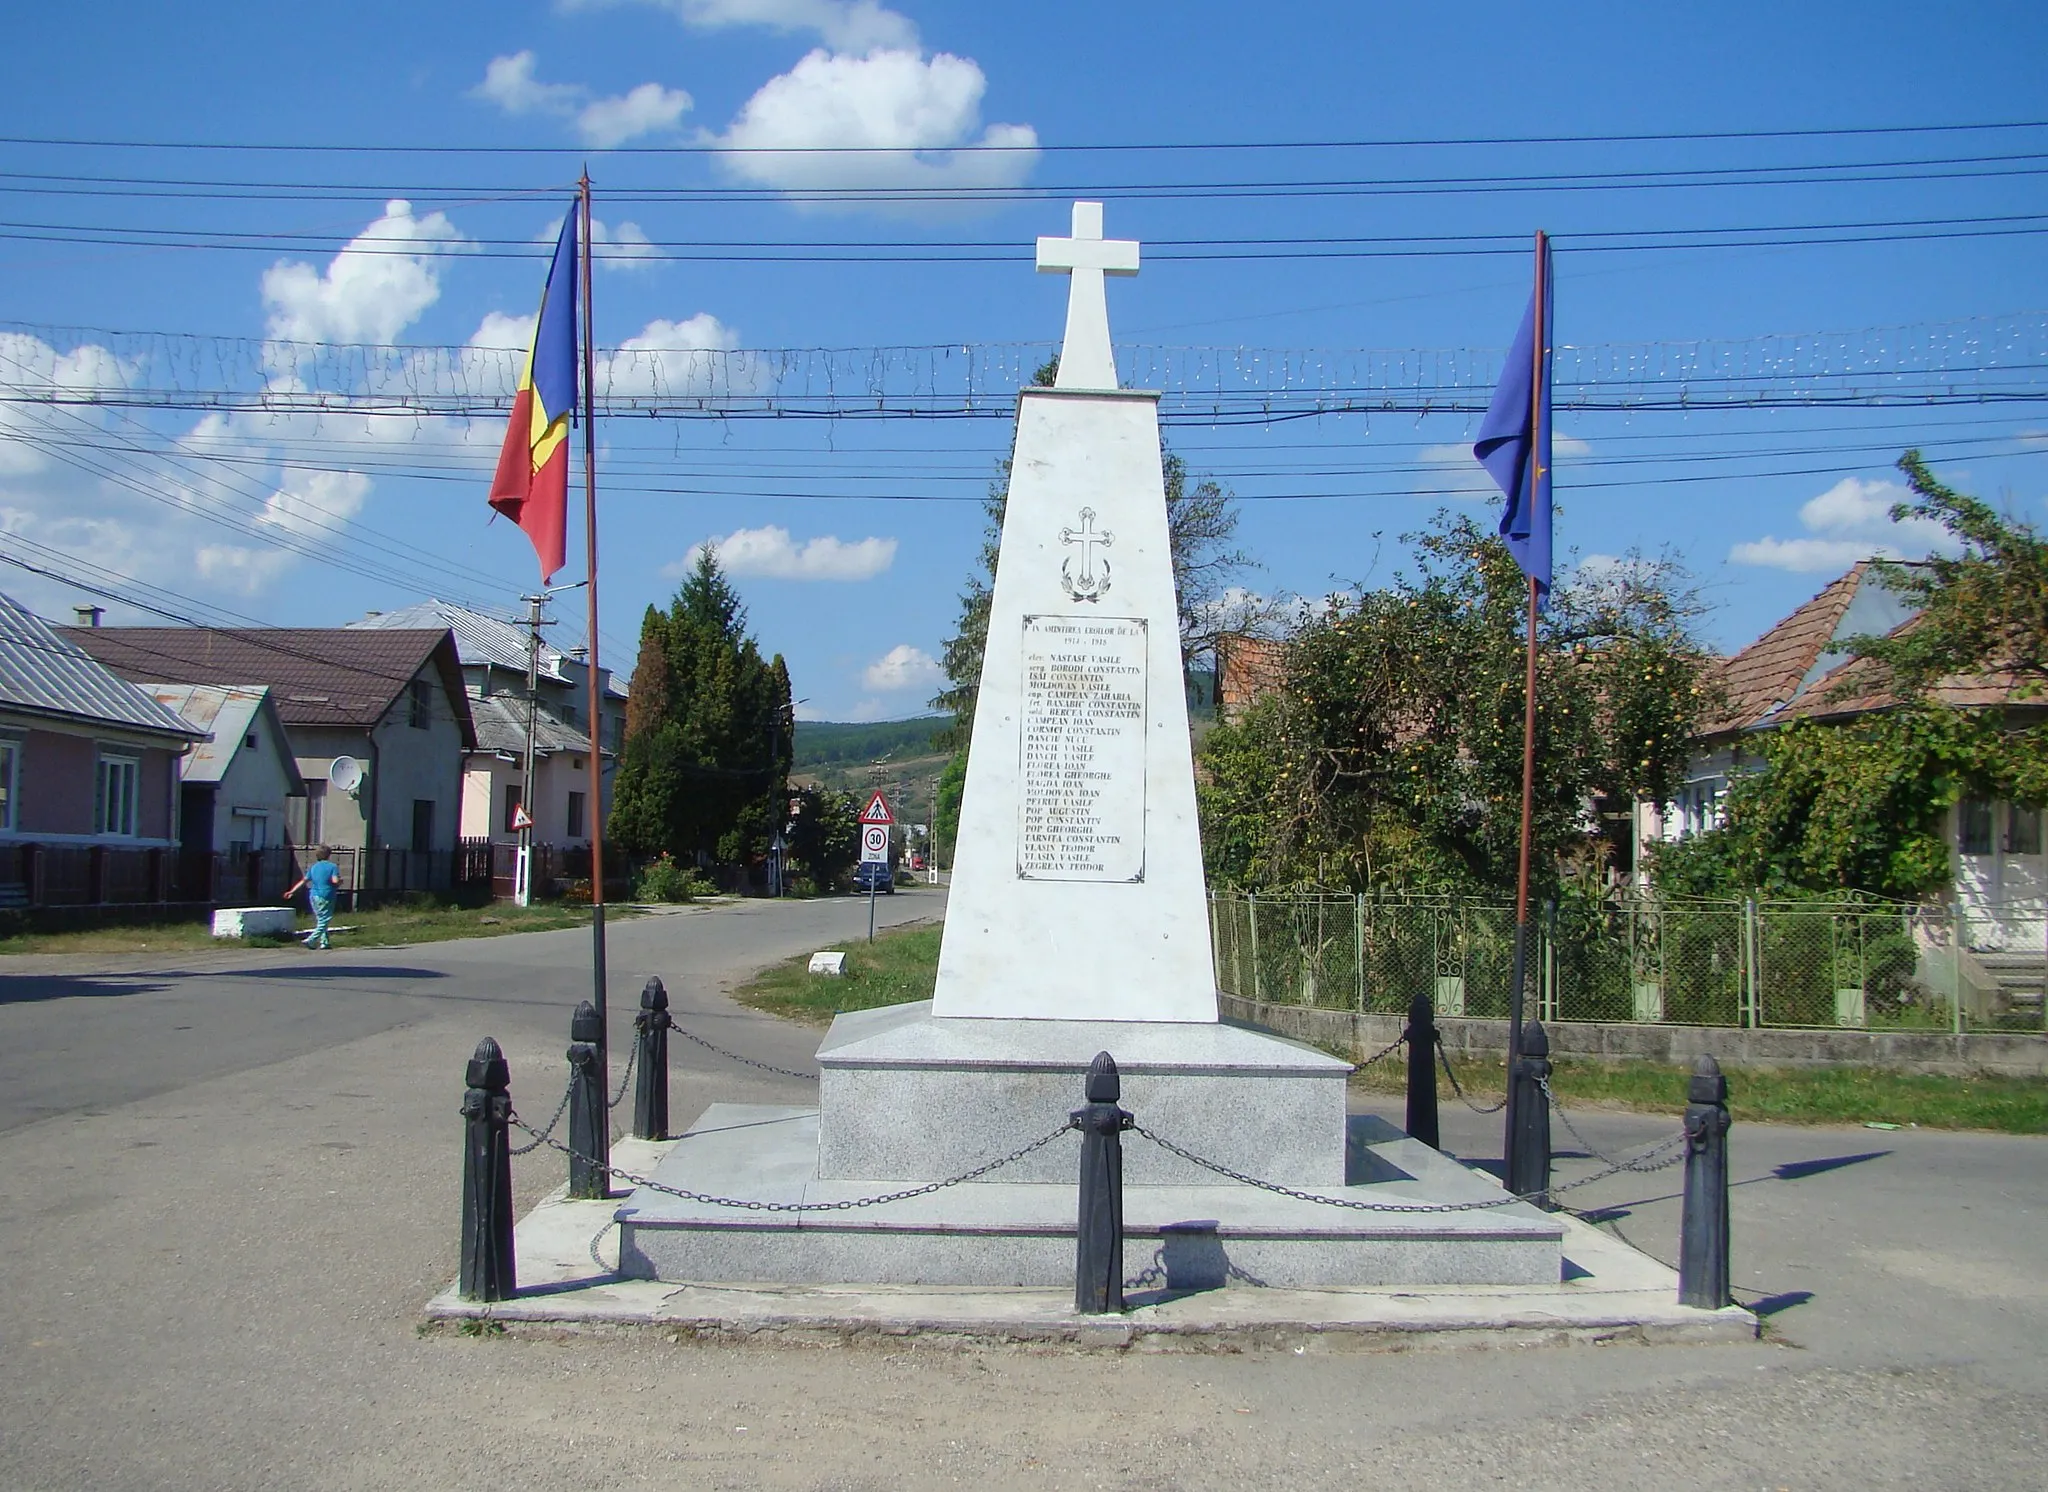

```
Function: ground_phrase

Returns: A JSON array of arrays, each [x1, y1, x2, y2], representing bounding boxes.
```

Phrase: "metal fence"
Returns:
[[1209, 891, 2048, 1035], [0, 839, 495, 912]]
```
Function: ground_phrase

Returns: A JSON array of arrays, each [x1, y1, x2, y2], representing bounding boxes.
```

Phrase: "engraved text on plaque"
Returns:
[[1018, 615, 1147, 881]]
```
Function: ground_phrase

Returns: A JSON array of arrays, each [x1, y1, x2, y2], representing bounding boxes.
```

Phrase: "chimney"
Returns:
[[73, 605, 105, 628]]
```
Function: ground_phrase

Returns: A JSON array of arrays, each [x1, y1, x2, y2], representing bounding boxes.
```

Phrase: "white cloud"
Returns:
[[534, 215, 661, 272], [576, 0, 919, 51], [862, 643, 941, 691], [473, 52, 692, 147], [600, 314, 744, 397], [672, 524, 896, 581], [472, 51, 582, 116], [1729, 476, 1953, 573], [715, 48, 1039, 209], [260, 199, 469, 347], [579, 83, 694, 147]]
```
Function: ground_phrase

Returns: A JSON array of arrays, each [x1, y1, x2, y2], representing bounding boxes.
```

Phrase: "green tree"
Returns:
[[786, 784, 859, 890], [608, 549, 794, 879], [1199, 513, 1717, 894]]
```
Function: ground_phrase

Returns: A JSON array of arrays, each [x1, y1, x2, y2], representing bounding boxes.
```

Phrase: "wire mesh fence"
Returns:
[[1210, 891, 2048, 1034]]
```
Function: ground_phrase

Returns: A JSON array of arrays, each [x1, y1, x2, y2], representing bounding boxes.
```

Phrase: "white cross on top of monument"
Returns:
[[1036, 201, 1139, 392]]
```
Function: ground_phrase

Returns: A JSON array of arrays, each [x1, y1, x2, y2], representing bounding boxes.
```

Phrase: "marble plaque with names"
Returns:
[[1017, 614, 1147, 882]]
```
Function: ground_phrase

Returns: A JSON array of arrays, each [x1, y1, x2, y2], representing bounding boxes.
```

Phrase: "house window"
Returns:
[[503, 783, 524, 835], [96, 754, 139, 836], [566, 790, 586, 839], [2008, 804, 2042, 856], [409, 677, 433, 729], [411, 799, 435, 853], [305, 780, 326, 843], [0, 739, 16, 830], [1959, 798, 1995, 856]]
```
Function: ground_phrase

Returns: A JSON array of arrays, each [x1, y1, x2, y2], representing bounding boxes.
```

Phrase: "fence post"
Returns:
[[1236, 892, 1253, 1006], [458, 1037, 516, 1302], [566, 999, 609, 1200], [1071, 1051, 1132, 1315], [1742, 896, 1760, 1028], [1355, 893, 1367, 1011], [1505, 1020, 1551, 1204], [1950, 901, 1966, 1035], [1405, 990, 1439, 1149], [1678, 1054, 1733, 1310], [633, 976, 671, 1142]]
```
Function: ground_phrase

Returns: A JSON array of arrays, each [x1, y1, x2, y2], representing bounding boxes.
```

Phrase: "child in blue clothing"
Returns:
[[284, 847, 345, 949]]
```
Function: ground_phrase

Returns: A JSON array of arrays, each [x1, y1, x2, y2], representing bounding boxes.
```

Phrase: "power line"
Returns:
[[2, 119, 2043, 155]]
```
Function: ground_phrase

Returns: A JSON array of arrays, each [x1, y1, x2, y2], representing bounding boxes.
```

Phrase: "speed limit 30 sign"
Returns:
[[860, 824, 890, 863]]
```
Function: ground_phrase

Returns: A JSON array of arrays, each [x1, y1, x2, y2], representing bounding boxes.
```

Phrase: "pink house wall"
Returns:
[[14, 727, 177, 839]]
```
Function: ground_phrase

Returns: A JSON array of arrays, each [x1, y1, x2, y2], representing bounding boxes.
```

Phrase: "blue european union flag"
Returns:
[[1473, 241, 1554, 602]]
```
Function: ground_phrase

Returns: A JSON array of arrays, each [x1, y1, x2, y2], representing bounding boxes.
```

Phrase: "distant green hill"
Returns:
[[794, 716, 950, 769]]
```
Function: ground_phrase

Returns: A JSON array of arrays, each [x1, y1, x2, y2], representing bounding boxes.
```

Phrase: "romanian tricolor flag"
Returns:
[[488, 205, 580, 582]]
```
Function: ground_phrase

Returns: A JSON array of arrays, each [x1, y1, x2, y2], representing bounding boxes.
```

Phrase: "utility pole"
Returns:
[[516, 592, 547, 907]]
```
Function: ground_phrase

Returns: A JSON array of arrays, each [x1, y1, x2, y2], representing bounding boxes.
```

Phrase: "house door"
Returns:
[[1955, 798, 2047, 949]]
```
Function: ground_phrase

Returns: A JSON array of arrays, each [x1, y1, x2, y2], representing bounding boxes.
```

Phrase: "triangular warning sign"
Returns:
[[859, 791, 894, 825], [511, 805, 534, 830]]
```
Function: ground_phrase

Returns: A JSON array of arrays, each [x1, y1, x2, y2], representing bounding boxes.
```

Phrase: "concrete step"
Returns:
[[615, 1104, 1564, 1291]]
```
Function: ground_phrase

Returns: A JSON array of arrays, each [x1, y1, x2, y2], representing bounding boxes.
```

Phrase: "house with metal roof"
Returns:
[[0, 594, 206, 904], [143, 685, 306, 861], [347, 601, 625, 851], [63, 624, 475, 889]]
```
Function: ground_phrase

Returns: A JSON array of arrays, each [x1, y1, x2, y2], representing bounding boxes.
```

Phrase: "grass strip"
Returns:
[[732, 921, 942, 1027], [0, 900, 628, 956], [1348, 1045, 2047, 1133]]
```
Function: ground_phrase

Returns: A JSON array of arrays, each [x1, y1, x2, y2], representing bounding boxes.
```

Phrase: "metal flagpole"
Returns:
[[1503, 229, 1549, 1180], [578, 169, 610, 1087]]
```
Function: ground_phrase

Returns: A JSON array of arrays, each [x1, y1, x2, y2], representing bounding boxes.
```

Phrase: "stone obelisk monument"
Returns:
[[612, 203, 1564, 1292], [934, 201, 1215, 1022]]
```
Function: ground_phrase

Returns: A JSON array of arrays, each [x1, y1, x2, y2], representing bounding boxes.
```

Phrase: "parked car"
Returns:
[[853, 861, 895, 895]]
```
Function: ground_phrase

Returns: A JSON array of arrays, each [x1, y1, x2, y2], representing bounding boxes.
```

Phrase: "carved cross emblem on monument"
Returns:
[[1036, 201, 1140, 392], [1059, 507, 1114, 602]]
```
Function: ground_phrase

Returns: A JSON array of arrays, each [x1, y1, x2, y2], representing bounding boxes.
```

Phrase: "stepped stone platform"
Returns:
[[614, 1102, 1564, 1290]]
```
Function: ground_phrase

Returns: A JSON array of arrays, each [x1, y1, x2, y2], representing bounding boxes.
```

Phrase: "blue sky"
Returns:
[[3, 1, 2045, 719]]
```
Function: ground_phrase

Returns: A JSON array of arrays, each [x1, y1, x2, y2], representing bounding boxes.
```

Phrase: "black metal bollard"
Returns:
[[1679, 1054, 1734, 1309], [1405, 991, 1439, 1149], [633, 976, 672, 1142], [1505, 1019, 1552, 1205], [566, 999, 610, 1200], [1071, 1051, 1133, 1315], [458, 1036, 516, 1302]]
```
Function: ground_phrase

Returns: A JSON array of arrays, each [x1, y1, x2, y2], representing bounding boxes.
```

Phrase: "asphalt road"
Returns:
[[1, 890, 2042, 1491]]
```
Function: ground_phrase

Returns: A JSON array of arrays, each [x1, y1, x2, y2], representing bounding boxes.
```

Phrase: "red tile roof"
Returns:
[[1706, 564, 1871, 735]]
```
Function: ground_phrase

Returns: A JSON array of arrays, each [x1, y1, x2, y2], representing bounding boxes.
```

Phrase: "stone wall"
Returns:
[[1220, 994, 2048, 1079]]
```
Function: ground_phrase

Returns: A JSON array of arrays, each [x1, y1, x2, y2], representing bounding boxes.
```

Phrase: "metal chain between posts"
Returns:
[[607, 1039, 638, 1110], [1436, 1036, 1509, 1114], [1356, 1032, 1409, 1070], [508, 1114, 1077, 1212], [1129, 1123, 1687, 1213], [507, 1077, 576, 1156], [1537, 1076, 1691, 1175], [670, 1022, 816, 1083]]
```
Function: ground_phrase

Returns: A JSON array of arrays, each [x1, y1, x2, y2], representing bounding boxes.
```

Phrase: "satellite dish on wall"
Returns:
[[329, 756, 365, 795]]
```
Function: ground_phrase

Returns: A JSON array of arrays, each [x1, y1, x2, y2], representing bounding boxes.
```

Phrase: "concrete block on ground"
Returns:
[[808, 951, 848, 977], [211, 906, 296, 939]]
